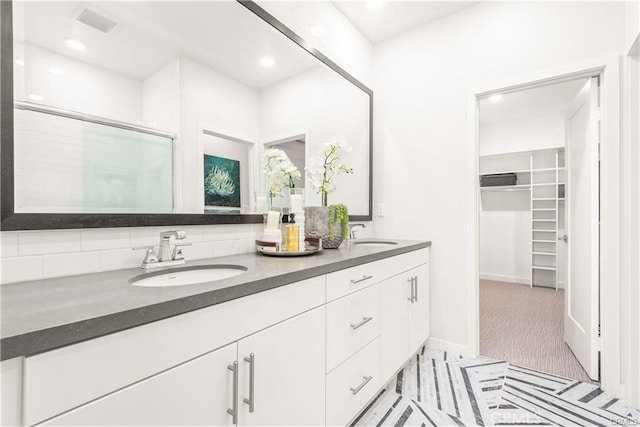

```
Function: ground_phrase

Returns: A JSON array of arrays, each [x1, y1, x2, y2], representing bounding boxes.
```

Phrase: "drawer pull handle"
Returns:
[[350, 376, 373, 395], [350, 275, 373, 284], [243, 353, 255, 413], [350, 316, 373, 330], [227, 361, 238, 423], [414, 276, 419, 302]]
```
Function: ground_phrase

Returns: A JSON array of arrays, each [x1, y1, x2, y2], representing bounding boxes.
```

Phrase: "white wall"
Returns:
[[479, 112, 565, 155], [256, 1, 373, 87], [621, 3, 640, 408], [1, 2, 373, 285], [373, 1, 626, 353], [180, 58, 260, 214], [14, 43, 142, 123], [259, 66, 370, 213]]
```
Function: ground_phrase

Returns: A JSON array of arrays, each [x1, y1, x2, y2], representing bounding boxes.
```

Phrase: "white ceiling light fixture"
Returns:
[[65, 38, 87, 51], [259, 56, 275, 68], [28, 94, 44, 101], [48, 67, 64, 75], [367, 0, 386, 11], [15, 59, 25, 67], [488, 94, 503, 102], [73, 4, 119, 34]]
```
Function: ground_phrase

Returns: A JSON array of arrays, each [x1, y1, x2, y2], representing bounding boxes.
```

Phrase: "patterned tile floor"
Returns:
[[352, 348, 640, 426]]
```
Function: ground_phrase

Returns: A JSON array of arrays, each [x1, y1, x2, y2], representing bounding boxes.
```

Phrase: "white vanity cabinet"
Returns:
[[39, 306, 326, 427], [39, 343, 238, 426], [381, 262, 430, 382], [11, 245, 430, 427]]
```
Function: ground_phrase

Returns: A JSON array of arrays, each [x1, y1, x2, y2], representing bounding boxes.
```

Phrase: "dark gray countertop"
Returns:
[[1, 239, 430, 361]]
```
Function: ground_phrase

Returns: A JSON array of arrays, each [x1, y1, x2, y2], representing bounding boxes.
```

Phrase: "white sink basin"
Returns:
[[352, 239, 398, 247], [130, 265, 247, 287]]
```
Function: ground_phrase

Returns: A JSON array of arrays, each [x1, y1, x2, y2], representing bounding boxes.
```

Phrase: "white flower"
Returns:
[[305, 136, 353, 201], [205, 166, 235, 196], [263, 148, 301, 198]]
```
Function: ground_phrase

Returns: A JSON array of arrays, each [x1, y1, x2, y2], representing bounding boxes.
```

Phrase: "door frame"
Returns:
[[466, 56, 621, 396]]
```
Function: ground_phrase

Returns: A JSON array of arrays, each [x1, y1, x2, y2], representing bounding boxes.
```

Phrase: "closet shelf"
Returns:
[[532, 198, 556, 201], [480, 184, 530, 192], [532, 265, 557, 271], [532, 229, 556, 233], [532, 219, 556, 222], [532, 239, 557, 243], [533, 251, 556, 256], [531, 183, 557, 187], [532, 208, 556, 211]]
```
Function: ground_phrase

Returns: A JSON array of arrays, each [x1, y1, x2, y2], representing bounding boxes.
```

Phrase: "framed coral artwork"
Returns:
[[203, 154, 241, 211]]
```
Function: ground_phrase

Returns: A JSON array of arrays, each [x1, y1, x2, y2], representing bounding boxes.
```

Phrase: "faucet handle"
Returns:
[[133, 246, 159, 265], [348, 223, 366, 239], [172, 243, 192, 261]]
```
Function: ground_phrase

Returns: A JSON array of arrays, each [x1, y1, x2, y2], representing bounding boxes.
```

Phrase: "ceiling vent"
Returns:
[[73, 4, 118, 34]]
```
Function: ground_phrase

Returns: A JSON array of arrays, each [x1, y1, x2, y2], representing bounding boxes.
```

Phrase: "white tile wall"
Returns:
[[0, 224, 263, 285]]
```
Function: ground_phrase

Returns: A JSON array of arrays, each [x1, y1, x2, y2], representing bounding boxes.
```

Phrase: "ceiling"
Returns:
[[333, 1, 479, 43], [14, 1, 320, 88], [479, 79, 589, 124]]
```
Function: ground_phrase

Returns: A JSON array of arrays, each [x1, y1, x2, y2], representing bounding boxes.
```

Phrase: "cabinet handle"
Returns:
[[350, 316, 373, 330], [407, 277, 415, 302], [414, 276, 419, 302], [350, 376, 373, 395], [243, 353, 255, 413], [227, 361, 238, 424], [350, 275, 373, 284]]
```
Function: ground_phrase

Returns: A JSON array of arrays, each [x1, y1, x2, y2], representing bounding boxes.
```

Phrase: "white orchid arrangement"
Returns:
[[306, 137, 353, 206], [263, 148, 301, 199]]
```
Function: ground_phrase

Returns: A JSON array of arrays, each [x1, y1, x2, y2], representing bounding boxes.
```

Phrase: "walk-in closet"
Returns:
[[477, 78, 599, 383]]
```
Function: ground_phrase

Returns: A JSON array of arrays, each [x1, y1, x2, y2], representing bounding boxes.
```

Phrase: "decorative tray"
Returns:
[[256, 237, 322, 257]]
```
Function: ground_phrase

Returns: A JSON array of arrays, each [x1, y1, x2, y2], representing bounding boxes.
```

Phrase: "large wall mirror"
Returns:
[[0, 0, 372, 230]]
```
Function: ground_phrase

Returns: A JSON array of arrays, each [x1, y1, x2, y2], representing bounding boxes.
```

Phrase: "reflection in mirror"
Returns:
[[9, 0, 371, 223]]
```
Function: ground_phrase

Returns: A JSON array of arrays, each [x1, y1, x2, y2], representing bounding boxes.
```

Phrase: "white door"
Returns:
[[410, 263, 430, 352], [380, 273, 412, 382], [564, 77, 600, 380], [237, 306, 325, 427], [40, 343, 238, 426]]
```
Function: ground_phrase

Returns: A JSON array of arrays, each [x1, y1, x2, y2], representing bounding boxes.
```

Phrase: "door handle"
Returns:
[[414, 276, 418, 302], [227, 361, 238, 424], [243, 353, 255, 413], [407, 277, 417, 303], [558, 234, 568, 243]]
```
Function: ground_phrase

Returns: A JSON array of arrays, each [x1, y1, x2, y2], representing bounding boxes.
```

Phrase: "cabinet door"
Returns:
[[380, 273, 412, 382], [237, 306, 325, 427], [410, 263, 430, 353], [40, 343, 238, 426]]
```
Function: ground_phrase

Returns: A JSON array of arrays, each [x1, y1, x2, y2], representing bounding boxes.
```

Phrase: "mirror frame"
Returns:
[[0, 0, 373, 230]]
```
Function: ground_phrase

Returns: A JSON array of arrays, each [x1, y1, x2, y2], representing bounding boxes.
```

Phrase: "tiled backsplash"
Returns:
[[0, 224, 263, 285]]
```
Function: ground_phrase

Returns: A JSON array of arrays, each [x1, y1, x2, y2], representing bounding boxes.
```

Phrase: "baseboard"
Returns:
[[480, 273, 531, 286], [426, 337, 475, 358]]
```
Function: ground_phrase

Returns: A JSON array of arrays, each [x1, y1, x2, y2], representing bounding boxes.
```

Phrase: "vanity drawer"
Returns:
[[326, 337, 381, 427], [326, 248, 429, 302], [23, 276, 325, 427], [326, 284, 380, 373]]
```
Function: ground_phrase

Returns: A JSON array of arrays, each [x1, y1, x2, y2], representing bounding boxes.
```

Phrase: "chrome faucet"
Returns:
[[133, 230, 190, 270], [348, 223, 366, 239], [159, 230, 187, 261]]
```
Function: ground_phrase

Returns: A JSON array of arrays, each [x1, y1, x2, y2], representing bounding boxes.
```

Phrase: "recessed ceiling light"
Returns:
[[489, 94, 503, 102], [15, 59, 25, 67], [259, 57, 275, 67], [28, 94, 44, 101], [367, 0, 385, 10], [311, 25, 325, 37], [48, 67, 64, 75], [65, 38, 86, 51]]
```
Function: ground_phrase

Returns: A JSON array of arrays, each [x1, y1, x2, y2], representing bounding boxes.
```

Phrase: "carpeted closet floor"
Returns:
[[479, 279, 593, 384]]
